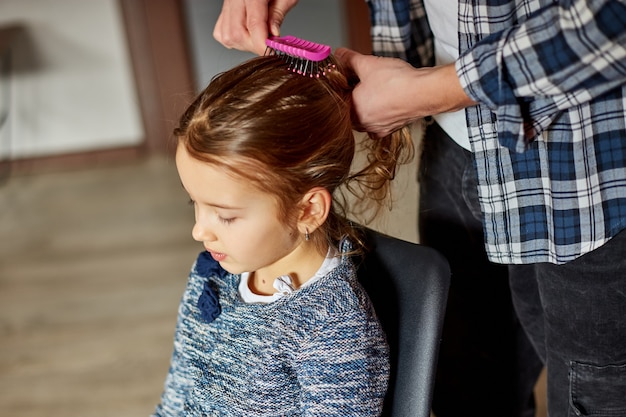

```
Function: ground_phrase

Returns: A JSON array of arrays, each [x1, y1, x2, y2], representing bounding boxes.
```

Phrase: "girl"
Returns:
[[153, 52, 413, 416]]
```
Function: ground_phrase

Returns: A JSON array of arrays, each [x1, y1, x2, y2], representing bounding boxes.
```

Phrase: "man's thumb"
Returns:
[[334, 47, 360, 68], [268, 0, 296, 36]]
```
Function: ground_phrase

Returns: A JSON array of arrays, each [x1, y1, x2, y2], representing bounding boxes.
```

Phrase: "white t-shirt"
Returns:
[[423, 0, 471, 150]]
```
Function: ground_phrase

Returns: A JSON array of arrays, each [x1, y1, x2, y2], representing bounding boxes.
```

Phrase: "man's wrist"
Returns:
[[439, 63, 476, 113]]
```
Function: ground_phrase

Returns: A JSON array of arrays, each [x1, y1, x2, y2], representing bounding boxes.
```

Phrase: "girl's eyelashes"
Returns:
[[218, 216, 236, 225], [187, 198, 235, 224]]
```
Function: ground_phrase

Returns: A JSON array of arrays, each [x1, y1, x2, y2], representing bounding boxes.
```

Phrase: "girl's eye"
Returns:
[[218, 216, 236, 225]]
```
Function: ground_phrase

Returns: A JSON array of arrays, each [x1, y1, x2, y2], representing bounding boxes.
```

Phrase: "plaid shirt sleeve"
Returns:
[[457, 0, 626, 152]]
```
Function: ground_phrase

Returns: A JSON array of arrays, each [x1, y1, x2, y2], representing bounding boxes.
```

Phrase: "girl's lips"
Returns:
[[208, 251, 227, 262]]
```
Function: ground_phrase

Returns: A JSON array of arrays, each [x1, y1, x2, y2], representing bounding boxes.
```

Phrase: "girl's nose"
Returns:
[[192, 221, 217, 242]]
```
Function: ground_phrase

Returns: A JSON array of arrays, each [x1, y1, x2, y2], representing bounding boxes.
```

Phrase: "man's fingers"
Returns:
[[268, 0, 298, 36], [213, 0, 270, 55], [245, 0, 271, 54], [213, 0, 300, 54]]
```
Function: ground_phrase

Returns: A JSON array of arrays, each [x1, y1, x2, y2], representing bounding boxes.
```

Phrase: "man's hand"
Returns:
[[213, 0, 299, 55], [335, 47, 476, 137]]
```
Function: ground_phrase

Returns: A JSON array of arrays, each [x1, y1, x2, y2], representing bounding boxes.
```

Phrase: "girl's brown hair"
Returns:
[[174, 54, 413, 255]]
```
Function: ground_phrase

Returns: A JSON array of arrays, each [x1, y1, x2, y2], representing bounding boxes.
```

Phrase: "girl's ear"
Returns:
[[297, 187, 331, 236]]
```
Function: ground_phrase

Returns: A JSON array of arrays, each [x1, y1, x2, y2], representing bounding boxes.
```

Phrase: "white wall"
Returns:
[[0, 0, 143, 159]]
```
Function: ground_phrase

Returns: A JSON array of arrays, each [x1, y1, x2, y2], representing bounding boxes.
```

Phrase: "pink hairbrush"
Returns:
[[264, 35, 334, 78]]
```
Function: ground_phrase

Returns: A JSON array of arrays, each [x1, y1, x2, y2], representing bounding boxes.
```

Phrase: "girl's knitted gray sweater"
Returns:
[[152, 249, 390, 416]]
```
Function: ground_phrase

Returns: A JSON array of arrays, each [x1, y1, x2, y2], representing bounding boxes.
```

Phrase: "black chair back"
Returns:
[[356, 228, 450, 417]]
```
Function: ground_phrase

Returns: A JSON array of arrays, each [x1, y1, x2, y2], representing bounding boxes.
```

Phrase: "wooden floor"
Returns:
[[0, 156, 198, 416], [0, 153, 545, 416]]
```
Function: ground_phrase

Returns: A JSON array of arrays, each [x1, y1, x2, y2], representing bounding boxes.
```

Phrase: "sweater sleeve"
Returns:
[[294, 310, 390, 417], [152, 257, 209, 416]]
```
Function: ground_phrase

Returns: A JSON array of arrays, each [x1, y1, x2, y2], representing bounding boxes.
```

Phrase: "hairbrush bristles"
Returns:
[[264, 35, 334, 78]]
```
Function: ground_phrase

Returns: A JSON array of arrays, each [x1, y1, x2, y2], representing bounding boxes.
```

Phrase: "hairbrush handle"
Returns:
[[265, 36, 331, 62]]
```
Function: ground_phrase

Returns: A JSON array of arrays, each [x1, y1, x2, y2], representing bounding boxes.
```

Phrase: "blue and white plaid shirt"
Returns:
[[367, 0, 626, 264]]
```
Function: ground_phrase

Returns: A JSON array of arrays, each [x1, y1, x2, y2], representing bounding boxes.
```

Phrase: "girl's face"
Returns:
[[176, 143, 303, 280]]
